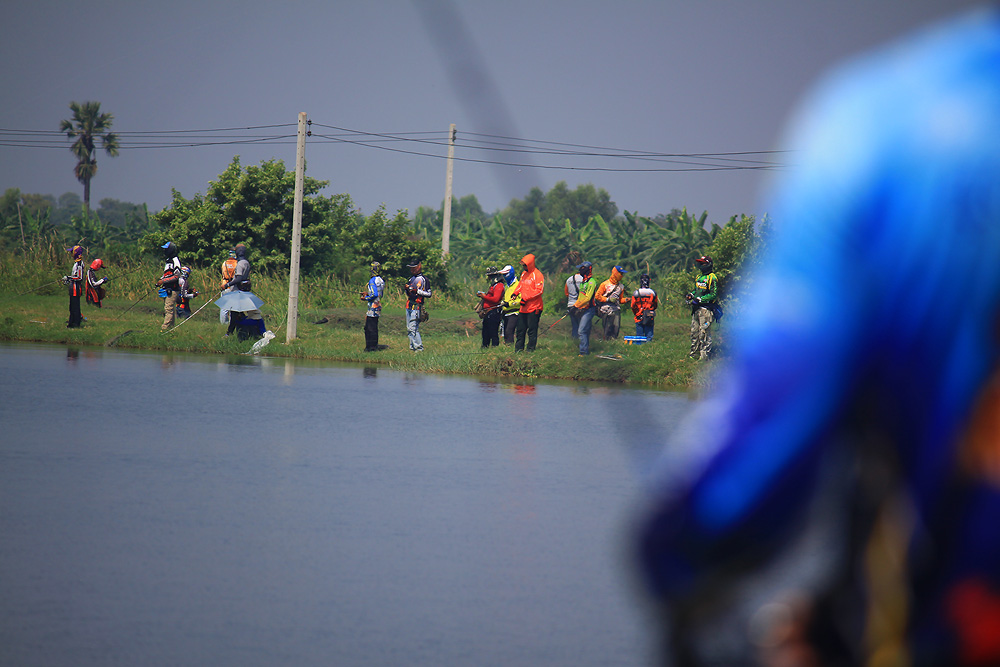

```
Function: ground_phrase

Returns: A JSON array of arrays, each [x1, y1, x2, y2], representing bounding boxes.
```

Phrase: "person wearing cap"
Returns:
[[686, 255, 717, 359], [500, 265, 520, 345], [595, 265, 629, 340], [631, 273, 660, 340], [512, 253, 545, 352], [156, 241, 182, 331], [565, 265, 586, 339], [477, 266, 506, 348], [405, 260, 431, 351], [86, 258, 108, 308], [361, 261, 385, 352], [63, 245, 86, 327], [573, 261, 599, 355]]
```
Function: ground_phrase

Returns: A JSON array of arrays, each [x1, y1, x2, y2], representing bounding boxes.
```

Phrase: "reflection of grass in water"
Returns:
[[0, 287, 715, 388]]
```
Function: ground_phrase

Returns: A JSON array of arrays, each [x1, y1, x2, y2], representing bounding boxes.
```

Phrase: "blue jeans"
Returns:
[[578, 307, 596, 355], [635, 322, 654, 340], [406, 308, 423, 350]]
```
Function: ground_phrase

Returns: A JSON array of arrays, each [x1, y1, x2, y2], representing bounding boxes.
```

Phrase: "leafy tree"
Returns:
[[59, 101, 120, 213], [143, 156, 355, 277], [354, 206, 448, 293]]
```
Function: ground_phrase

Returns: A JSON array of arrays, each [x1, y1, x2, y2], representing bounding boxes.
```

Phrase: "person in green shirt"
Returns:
[[686, 255, 717, 359], [573, 262, 599, 355]]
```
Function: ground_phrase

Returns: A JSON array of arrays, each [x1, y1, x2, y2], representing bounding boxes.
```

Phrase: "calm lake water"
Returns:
[[0, 342, 692, 666]]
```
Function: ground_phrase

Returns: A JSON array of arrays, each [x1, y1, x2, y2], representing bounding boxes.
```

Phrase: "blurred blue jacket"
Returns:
[[638, 9, 1000, 663]]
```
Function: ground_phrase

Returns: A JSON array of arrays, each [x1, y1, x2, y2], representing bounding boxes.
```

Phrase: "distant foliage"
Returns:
[[142, 157, 448, 292]]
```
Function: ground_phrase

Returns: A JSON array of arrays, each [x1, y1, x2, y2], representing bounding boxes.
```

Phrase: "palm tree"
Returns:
[[60, 101, 119, 214]]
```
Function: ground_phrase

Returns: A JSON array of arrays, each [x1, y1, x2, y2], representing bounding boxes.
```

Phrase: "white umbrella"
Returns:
[[216, 291, 264, 323]]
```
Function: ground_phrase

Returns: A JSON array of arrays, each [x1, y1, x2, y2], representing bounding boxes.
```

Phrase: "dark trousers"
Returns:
[[481, 308, 501, 347], [602, 310, 621, 340], [364, 315, 380, 351], [227, 311, 245, 336], [514, 311, 542, 351], [503, 313, 518, 344], [68, 294, 82, 328]]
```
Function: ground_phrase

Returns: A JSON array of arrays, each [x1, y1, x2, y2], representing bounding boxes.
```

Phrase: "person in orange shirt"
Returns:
[[594, 265, 629, 340], [512, 253, 544, 352]]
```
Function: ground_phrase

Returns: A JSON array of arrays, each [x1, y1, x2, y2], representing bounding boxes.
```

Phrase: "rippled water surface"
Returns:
[[0, 342, 690, 666]]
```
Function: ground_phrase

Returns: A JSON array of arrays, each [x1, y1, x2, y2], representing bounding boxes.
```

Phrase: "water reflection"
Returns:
[[0, 342, 690, 666]]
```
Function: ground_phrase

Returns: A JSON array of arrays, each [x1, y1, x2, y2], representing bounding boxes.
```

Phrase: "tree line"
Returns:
[[1, 155, 767, 311], [3, 95, 768, 308]]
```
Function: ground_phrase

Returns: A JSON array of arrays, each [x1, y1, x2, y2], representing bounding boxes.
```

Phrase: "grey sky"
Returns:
[[0, 0, 981, 223]]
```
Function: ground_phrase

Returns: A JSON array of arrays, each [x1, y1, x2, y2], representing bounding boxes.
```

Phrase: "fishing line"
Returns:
[[116, 284, 159, 320], [14, 277, 65, 296], [161, 292, 218, 333]]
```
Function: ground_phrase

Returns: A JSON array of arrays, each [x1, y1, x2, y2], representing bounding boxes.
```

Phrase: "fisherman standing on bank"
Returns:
[[361, 261, 385, 352], [405, 260, 431, 352], [223, 243, 265, 339], [512, 253, 544, 352], [500, 264, 520, 345], [595, 265, 629, 340], [63, 245, 86, 328], [631, 273, 659, 340], [573, 261, 599, 356], [156, 241, 182, 331], [86, 258, 108, 308], [686, 255, 717, 359], [565, 267, 585, 339], [477, 266, 505, 348]]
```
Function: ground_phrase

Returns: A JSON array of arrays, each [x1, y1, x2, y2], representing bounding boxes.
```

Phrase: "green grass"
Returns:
[[0, 252, 718, 388]]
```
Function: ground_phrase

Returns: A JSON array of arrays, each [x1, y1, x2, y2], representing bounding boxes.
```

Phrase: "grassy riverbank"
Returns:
[[0, 249, 719, 387], [0, 291, 714, 388]]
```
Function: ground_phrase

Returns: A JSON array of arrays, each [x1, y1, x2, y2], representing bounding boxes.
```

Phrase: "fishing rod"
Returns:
[[102, 265, 147, 282], [161, 292, 219, 333], [538, 313, 568, 336], [116, 284, 159, 320], [15, 277, 66, 296]]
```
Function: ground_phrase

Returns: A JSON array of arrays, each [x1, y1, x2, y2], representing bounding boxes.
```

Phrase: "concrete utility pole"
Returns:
[[441, 123, 456, 259], [286, 111, 307, 344]]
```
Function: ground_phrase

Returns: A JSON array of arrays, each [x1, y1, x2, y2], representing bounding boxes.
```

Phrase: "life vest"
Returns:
[[631, 288, 659, 323], [221, 258, 237, 282], [159, 258, 181, 297], [503, 279, 521, 315], [67, 260, 84, 297], [86, 267, 106, 307], [407, 274, 430, 308]]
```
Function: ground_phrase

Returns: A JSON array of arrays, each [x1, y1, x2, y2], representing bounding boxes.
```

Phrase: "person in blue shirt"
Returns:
[[361, 261, 385, 352], [637, 10, 1000, 665]]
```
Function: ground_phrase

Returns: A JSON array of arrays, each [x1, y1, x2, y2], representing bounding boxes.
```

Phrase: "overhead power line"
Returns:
[[308, 122, 788, 172], [0, 122, 789, 172]]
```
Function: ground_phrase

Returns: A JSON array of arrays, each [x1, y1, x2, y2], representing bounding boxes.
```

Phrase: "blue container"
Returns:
[[623, 336, 648, 345]]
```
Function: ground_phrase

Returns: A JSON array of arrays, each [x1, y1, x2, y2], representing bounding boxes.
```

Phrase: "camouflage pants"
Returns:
[[690, 306, 714, 359]]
